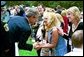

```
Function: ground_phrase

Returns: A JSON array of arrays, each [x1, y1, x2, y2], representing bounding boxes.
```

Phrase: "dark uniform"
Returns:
[[7, 16, 33, 56], [0, 22, 11, 56], [1, 1, 11, 56]]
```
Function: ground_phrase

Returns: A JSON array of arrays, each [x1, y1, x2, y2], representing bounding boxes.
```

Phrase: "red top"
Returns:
[[62, 16, 69, 33]]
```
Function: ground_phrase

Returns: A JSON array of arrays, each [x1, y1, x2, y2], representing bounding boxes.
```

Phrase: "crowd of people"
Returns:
[[1, 1, 83, 56]]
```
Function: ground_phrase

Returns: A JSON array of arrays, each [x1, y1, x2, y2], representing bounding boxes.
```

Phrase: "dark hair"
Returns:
[[37, 4, 45, 11], [72, 30, 83, 48], [17, 7, 25, 16]]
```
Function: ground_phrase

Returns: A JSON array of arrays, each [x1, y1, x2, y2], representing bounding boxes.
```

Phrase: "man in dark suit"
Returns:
[[7, 8, 39, 56]]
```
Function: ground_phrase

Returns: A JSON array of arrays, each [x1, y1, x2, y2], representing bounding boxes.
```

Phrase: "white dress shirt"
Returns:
[[64, 48, 83, 56]]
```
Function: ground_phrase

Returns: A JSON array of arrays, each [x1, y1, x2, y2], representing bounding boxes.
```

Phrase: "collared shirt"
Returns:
[[64, 48, 83, 56], [1, 11, 10, 23]]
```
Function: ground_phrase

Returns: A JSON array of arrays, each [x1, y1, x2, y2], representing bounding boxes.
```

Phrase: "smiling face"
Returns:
[[42, 12, 51, 28], [42, 12, 60, 31], [67, 11, 75, 23], [67, 6, 81, 23]]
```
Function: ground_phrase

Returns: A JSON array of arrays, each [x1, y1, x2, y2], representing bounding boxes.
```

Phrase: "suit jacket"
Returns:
[[8, 16, 33, 51]]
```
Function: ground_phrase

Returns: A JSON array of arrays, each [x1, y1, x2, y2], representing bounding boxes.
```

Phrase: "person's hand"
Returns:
[[63, 33, 68, 36], [33, 42, 38, 48], [33, 42, 41, 50], [35, 44, 41, 50], [57, 27, 64, 36]]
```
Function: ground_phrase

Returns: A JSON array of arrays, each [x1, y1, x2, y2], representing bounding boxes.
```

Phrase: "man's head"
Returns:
[[72, 30, 83, 48], [37, 4, 45, 15], [1, 1, 6, 7], [1, 1, 6, 15], [26, 8, 39, 25], [1, 1, 8, 23]]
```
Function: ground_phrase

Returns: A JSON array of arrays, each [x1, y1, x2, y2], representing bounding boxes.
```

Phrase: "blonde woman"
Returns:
[[34, 12, 67, 56], [67, 6, 83, 52]]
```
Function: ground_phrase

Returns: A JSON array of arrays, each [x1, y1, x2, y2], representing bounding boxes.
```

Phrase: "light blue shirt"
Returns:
[[47, 29, 67, 56], [1, 11, 10, 23]]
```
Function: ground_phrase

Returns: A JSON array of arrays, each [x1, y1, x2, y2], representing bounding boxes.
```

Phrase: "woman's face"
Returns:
[[43, 16, 48, 26], [67, 11, 75, 23], [43, 14, 51, 27]]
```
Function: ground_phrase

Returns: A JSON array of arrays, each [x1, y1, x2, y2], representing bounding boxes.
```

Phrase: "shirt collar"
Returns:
[[73, 48, 83, 52]]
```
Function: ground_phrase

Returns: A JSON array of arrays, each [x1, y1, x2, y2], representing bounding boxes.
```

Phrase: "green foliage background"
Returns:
[[6, 1, 83, 11]]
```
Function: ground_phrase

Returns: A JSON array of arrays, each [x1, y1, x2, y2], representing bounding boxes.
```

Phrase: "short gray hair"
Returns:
[[26, 7, 39, 18]]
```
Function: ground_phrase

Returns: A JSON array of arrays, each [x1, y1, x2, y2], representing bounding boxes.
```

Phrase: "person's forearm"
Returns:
[[41, 43, 55, 48]]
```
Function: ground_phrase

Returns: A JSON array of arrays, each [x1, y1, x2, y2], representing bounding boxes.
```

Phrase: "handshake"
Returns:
[[33, 40, 46, 50], [33, 42, 42, 50]]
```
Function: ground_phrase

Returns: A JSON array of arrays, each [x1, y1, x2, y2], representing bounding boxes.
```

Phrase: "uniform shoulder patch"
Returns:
[[4, 23, 9, 32]]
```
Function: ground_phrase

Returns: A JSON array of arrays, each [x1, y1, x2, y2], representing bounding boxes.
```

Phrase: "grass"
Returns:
[[19, 37, 38, 56]]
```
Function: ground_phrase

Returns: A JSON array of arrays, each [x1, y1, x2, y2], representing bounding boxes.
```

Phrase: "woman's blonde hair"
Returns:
[[67, 6, 80, 21], [43, 12, 61, 31], [61, 9, 67, 16], [56, 13, 64, 23]]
